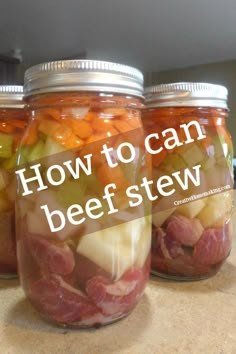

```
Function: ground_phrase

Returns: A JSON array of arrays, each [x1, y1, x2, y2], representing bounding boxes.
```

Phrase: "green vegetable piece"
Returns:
[[43, 137, 66, 157], [0, 132, 13, 159], [211, 134, 225, 159], [16, 146, 31, 166], [55, 177, 87, 209], [211, 133, 233, 170], [1, 153, 16, 170], [0, 169, 8, 190], [28, 140, 45, 162]]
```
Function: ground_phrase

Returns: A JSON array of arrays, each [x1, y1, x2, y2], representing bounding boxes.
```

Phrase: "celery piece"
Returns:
[[27, 140, 45, 163], [211, 134, 225, 159], [211, 134, 233, 170], [0, 132, 13, 159], [0, 169, 8, 191], [43, 137, 66, 157], [1, 153, 16, 170], [55, 177, 87, 209], [42, 136, 77, 169], [16, 146, 31, 166]]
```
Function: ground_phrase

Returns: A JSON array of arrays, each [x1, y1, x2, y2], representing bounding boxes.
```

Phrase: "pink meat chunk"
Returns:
[[86, 265, 148, 316], [26, 233, 75, 275], [152, 226, 184, 259], [29, 274, 99, 324], [164, 233, 185, 258], [152, 226, 165, 251], [193, 227, 231, 265], [0, 211, 17, 271], [73, 254, 112, 290], [166, 214, 203, 246], [151, 254, 168, 274]]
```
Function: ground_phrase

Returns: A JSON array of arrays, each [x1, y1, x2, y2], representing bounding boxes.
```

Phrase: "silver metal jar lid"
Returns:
[[144, 82, 228, 109], [24, 60, 144, 98], [0, 85, 24, 108]]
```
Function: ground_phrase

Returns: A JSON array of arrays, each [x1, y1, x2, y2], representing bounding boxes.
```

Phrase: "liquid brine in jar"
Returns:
[[143, 83, 234, 280], [15, 60, 151, 327], [0, 86, 26, 278]]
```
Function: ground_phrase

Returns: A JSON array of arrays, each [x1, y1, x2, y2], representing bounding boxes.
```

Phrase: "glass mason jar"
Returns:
[[143, 82, 234, 281], [0, 86, 26, 278], [16, 60, 151, 327]]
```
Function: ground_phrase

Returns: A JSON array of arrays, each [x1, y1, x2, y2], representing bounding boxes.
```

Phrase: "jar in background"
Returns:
[[143, 82, 234, 280], [0, 86, 26, 278], [16, 60, 151, 327]]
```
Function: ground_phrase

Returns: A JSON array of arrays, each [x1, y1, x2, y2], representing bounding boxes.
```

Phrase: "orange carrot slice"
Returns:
[[86, 133, 110, 145], [84, 112, 98, 121], [152, 148, 167, 167], [67, 118, 93, 139], [91, 117, 119, 136], [53, 124, 84, 149], [42, 108, 61, 121], [113, 120, 132, 133], [10, 119, 27, 129], [21, 121, 39, 146], [61, 135, 84, 149], [0, 123, 14, 134], [83, 133, 111, 166], [103, 108, 128, 119], [38, 119, 61, 137], [97, 163, 128, 191], [127, 117, 142, 129]]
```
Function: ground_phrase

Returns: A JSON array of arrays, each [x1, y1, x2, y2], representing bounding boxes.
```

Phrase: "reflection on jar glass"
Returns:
[[143, 82, 234, 281], [0, 86, 26, 279], [16, 60, 152, 328]]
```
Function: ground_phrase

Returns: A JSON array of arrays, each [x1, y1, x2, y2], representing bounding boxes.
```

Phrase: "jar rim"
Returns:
[[24, 60, 144, 98], [144, 82, 228, 110], [0, 85, 24, 109]]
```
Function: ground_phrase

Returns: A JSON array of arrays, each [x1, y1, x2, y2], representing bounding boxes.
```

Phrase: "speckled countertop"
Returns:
[[0, 219, 236, 354]]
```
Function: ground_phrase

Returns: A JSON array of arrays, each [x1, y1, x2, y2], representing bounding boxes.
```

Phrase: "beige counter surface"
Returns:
[[0, 233, 236, 353]]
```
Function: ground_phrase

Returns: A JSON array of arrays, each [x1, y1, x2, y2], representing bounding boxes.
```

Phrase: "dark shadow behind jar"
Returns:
[[142, 82, 234, 281], [15, 60, 152, 328], [0, 86, 26, 278]]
